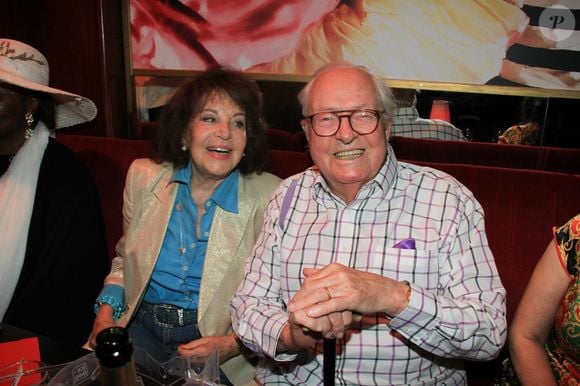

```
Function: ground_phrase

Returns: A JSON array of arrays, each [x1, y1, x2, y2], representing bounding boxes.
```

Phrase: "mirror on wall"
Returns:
[[137, 76, 580, 148], [257, 80, 580, 149], [414, 90, 580, 148]]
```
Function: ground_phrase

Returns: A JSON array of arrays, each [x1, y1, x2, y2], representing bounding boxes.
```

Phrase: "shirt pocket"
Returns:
[[363, 248, 439, 290]]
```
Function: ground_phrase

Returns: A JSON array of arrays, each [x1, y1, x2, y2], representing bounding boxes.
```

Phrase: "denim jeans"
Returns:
[[128, 306, 233, 385]]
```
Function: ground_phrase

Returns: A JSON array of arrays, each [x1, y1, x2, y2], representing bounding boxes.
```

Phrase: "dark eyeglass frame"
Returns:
[[302, 109, 384, 137]]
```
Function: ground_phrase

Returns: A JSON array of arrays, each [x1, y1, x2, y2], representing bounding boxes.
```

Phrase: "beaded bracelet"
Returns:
[[94, 295, 127, 320]]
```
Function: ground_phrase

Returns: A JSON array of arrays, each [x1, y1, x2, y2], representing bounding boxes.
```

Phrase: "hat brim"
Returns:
[[0, 68, 97, 129]]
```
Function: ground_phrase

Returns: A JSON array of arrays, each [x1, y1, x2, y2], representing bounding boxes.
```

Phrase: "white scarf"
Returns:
[[0, 123, 49, 320]]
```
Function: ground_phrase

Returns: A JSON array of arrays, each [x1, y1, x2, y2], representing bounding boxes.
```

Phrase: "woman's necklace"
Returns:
[[176, 202, 193, 301], [177, 202, 187, 255]]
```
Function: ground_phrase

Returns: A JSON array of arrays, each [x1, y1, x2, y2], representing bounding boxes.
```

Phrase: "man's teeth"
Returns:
[[335, 149, 363, 160]]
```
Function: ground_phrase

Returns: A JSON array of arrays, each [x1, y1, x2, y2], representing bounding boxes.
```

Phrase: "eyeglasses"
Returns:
[[303, 109, 384, 137]]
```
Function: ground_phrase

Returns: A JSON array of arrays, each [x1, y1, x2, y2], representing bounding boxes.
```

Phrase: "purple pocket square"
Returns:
[[393, 238, 416, 249]]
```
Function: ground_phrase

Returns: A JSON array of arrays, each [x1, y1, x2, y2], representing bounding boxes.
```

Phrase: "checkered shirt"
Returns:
[[391, 107, 467, 141], [231, 146, 506, 385]]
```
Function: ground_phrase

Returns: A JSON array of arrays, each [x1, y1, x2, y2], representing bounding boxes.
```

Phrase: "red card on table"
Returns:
[[0, 337, 44, 384]]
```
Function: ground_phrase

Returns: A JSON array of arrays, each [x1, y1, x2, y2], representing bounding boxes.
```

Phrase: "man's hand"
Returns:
[[276, 314, 333, 353], [287, 263, 411, 339]]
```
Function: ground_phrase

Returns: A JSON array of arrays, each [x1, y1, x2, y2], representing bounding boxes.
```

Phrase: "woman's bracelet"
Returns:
[[94, 295, 126, 320]]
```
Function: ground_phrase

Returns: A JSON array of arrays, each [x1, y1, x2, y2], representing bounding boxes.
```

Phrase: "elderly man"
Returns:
[[231, 63, 506, 385]]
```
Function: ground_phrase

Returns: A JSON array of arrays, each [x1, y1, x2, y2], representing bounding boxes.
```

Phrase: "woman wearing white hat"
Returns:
[[0, 39, 109, 346]]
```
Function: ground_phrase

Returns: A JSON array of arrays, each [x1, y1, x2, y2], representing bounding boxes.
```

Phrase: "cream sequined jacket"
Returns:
[[106, 158, 280, 386]]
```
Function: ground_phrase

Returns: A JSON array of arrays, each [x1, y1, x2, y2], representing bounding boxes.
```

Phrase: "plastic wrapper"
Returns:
[[2, 348, 222, 386]]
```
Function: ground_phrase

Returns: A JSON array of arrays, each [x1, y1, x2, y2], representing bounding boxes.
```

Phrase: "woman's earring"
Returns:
[[24, 111, 34, 140], [181, 139, 187, 152]]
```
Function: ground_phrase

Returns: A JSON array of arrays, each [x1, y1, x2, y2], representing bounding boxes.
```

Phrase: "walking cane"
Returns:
[[323, 337, 336, 386]]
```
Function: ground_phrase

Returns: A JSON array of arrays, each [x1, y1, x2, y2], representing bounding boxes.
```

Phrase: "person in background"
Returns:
[[497, 97, 543, 145], [497, 122, 540, 145], [390, 88, 467, 141], [231, 63, 506, 384], [0, 39, 108, 346], [90, 68, 281, 385], [508, 214, 580, 385]]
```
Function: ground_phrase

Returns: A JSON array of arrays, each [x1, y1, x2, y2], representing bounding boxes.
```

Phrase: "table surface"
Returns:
[[0, 323, 90, 365]]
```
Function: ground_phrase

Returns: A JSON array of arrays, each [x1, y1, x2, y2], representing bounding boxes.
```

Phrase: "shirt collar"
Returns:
[[172, 162, 239, 213], [213, 170, 239, 213], [172, 162, 191, 184]]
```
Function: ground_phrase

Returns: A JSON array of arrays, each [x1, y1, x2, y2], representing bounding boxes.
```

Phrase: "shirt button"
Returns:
[[206, 201, 212, 207], [182, 266, 188, 271], [204, 231, 209, 237], [190, 242, 196, 248]]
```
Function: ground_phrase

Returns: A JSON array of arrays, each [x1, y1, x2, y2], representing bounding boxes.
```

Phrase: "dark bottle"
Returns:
[[95, 327, 138, 386]]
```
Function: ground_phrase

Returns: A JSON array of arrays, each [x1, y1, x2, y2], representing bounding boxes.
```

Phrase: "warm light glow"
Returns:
[[430, 99, 451, 122]]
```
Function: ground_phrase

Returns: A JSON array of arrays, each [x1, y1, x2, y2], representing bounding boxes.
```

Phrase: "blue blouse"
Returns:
[[95, 162, 238, 317]]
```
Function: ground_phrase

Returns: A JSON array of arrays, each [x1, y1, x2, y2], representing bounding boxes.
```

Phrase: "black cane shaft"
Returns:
[[323, 337, 336, 386]]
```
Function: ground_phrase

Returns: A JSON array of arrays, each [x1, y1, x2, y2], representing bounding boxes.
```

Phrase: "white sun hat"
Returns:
[[0, 39, 97, 128]]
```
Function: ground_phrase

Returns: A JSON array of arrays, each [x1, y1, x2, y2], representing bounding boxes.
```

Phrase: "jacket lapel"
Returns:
[[198, 199, 254, 319], [140, 166, 175, 257], [123, 165, 177, 323]]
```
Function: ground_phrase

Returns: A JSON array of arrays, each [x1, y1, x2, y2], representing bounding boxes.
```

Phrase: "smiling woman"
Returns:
[[89, 67, 281, 386]]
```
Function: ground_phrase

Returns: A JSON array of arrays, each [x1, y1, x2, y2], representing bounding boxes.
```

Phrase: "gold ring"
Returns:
[[325, 286, 332, 300]]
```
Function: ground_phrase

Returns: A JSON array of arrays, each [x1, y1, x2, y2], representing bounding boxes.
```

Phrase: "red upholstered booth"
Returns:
[[390, 135, 580, 174], [57, 134, 580, 385], [419, 162, 580, 323]]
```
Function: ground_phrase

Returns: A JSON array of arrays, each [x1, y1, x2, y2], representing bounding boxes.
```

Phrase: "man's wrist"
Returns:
[[385, 280, 411, 320], [276, 323, 294, 354]]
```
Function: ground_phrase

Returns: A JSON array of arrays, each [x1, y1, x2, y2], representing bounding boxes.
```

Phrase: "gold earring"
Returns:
[[24, 111, 34, 140]]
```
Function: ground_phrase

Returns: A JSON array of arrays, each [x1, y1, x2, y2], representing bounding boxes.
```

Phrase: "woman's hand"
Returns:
[[177, 335, 241, 365], [89, 304, 117, 349]]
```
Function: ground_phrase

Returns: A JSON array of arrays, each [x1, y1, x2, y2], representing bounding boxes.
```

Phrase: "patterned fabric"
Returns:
[[497, 123, 540, 145], [494, 215, 580, 386], [231, 145, 506, 385], [550, 214, 580, 384], [391, 106, 467, 141]]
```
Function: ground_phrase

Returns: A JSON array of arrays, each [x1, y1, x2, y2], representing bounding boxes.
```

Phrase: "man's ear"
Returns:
[[301, 119, 310, 141], [384, 121, 392, 141]]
